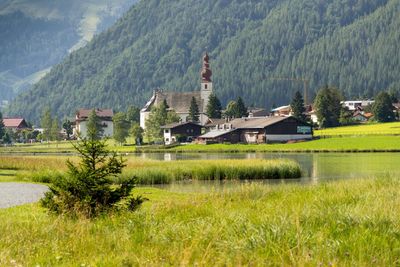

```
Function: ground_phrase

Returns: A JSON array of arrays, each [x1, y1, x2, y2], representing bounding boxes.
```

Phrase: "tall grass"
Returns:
[[0, 156, 302, 184], [1, 176, 399, 265], [122, 159, 302, 184]]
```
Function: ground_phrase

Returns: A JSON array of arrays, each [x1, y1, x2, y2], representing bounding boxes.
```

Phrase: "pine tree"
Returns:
[[236, 97, 248, 118], [372, 91, 395, 122], [41, 117, 143, 217], [188, 97, 200, 122], [87, 109, 104, 140], [290, 91, 306, 122], [206, 94, 222, 119]]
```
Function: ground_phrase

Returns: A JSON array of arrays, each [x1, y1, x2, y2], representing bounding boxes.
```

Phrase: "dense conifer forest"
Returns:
[[0, 0, 137, 103], [7, 0, 400, 123]]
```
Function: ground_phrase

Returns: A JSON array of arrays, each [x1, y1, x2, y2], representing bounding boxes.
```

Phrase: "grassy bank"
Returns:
[[314, 121, 400, 137], [139, 136, 400, 153], [0, 156, 302, 184], [1, 176, 400, 265]]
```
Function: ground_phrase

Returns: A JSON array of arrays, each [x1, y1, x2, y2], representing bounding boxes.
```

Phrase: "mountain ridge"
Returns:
[[7, 0, 400, 123]]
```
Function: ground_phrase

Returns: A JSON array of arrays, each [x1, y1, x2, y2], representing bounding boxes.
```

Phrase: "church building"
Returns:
[[140, 53, 213, 129]]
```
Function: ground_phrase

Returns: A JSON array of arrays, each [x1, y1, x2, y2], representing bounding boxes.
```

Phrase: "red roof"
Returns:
[[76, 109, 113, 120], [3, 118, 28, 128]]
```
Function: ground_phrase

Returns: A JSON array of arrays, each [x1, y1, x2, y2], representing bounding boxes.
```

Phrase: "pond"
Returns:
[[134, 152, 400, 192]]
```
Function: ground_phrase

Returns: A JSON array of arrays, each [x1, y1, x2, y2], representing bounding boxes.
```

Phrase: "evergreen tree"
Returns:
[[290, 91, 306, 121], [86, 109, 104, 140], [41, 117, 143, 217], [206, 94, 222, 119], [236, 97, 248, 118], [314, 86, 343, 128], [372, 91, 395, 122], [41, 107, 52, 141], [188, 97, 200, 122], [113, 112, 129, 144], [0, 111, 5, 141]]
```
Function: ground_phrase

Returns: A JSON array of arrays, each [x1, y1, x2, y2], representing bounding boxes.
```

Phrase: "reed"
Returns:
[[122, 159, 302, 184]]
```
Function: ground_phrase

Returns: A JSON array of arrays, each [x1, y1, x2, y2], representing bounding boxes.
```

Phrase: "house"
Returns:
[[342, 100, 374, 111], [204, 118, 226, 130], [271, 105, 291, 116], [197, 116, 312, 144], [353, 112, 373, 122], [248, 107, 269, 117], [3, 118, 30, 131], [75, 109, 114, 138], [140, 53, 213, 129], [161, 122, 203, 145]]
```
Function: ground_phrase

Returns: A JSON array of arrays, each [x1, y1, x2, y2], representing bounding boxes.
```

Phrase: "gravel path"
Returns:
[[0, 183, 48, 209]]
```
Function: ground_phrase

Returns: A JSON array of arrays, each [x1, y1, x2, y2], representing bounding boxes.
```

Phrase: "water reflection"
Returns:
[[136, 152, 400, 182]]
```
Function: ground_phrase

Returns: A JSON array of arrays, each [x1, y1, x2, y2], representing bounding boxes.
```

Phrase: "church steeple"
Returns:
[[201, 52, 212, 83]]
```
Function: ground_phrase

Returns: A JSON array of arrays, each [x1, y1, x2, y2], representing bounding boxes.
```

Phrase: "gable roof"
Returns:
[[161, 121, 202, 129], [142, 90, 203, 113], [198, 129, 237, 139], [76, 109, 113, 120], [3, 118, 29, 129], [228, 116, 292, 129]]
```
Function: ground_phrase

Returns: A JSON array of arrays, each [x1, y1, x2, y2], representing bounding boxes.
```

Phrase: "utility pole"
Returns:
[[269, 77, 309, 105]]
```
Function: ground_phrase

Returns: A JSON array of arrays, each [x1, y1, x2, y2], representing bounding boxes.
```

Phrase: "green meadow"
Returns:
[[1, 177, 400, 266], [145, 136, 400, 153], [314, 121, 400, 136]]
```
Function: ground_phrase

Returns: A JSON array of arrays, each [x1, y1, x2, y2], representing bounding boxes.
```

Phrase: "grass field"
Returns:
[[0, 156, 301, 184], [1, 176, 399, 265], [145, 136, 400, 153], [314, 121, 400, 136]]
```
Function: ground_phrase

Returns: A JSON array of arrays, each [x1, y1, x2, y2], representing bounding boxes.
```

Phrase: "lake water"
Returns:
[[133, 152, 400, 192]]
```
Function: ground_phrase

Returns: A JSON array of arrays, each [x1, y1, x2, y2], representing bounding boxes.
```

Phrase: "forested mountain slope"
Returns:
[[7, 0, 400, 123], [0, 0, 137, 105]]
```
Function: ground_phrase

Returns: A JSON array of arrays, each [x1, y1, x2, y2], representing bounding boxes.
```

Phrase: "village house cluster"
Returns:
[[2, 53, 400, 145]]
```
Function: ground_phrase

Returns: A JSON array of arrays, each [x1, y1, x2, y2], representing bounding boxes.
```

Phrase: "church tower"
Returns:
[[200, 52, 213, 113]]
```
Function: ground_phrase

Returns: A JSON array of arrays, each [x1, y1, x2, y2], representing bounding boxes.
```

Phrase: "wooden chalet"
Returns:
[[161, 122, 203, 145], [197, 116, 312, 144]]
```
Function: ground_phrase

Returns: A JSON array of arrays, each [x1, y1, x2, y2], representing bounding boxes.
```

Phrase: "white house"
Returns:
[[342, 100, 374, 111], [140, 53, 213, 129], [75, 109, 114, 138]]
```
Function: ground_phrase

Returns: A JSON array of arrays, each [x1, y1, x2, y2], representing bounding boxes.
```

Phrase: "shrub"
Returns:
[[41, 119, 144, 217]]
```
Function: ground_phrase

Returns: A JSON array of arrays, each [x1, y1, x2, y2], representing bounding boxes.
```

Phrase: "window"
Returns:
[[204, 84, 208, 89], [165, 138, 169, 142], [165, 129, 169, 133]]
